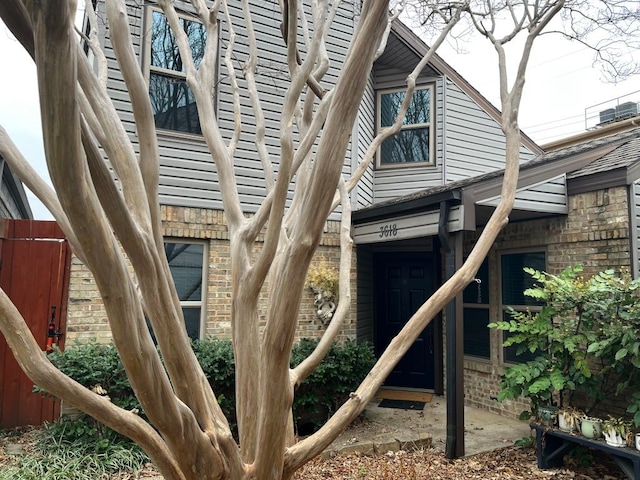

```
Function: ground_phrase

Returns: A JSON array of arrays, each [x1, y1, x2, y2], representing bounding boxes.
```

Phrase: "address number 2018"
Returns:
[[379, 223, 398, 238]]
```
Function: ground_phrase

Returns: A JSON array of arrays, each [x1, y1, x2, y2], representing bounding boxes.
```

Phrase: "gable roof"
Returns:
[[385, 20, 543, 156]]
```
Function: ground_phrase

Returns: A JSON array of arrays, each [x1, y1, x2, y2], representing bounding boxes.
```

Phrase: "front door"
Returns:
[[376, 253, 435, 389]]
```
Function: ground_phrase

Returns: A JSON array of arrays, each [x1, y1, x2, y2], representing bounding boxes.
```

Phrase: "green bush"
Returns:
[[490, 265, 640, 423], [291, 338, 376, 430], [45, 337, 376, 434]]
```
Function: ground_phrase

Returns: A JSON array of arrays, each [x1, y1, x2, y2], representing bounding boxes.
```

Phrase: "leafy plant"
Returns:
[[490, 265, 640, 420], [41, 337, 375, 436], [602, 415, 633, 437], [2, 417, 148, 480], [306, 262, 340, 300]]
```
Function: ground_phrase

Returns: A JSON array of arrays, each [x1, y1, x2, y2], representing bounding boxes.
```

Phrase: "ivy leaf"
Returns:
[[615, 348, 628, 361]]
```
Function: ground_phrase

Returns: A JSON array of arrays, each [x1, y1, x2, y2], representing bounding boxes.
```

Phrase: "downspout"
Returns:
[[442, 75, 448, 185], [628, 183, 639, 278]]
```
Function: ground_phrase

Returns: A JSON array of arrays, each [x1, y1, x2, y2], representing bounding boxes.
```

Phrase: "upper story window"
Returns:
[[147, 9, 207, 135], [377, 85, 434, 168]]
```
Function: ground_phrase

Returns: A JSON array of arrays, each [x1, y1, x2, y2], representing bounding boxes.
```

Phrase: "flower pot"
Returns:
[[635, 433, 640, 451], [604, 429, 627, 447], [537, 406, 558, 426], [580, 417, 602, 439], [558, 412, 574, 432]]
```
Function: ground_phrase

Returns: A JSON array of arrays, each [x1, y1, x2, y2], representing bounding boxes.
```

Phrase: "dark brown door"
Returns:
[[0, 220, 71, 428], [376, 253, 435, 389]]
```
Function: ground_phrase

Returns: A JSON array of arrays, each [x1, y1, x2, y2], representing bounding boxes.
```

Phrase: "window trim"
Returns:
[[164, 238, 208, 340], [498, 249, 547, 365], [375, 84, 435, 169], [142, 6, 216, 139]]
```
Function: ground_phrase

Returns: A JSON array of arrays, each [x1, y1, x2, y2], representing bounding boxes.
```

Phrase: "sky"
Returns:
[[0, 11, 639, 220]]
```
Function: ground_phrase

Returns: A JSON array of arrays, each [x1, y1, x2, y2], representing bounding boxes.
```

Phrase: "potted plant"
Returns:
[[557, 407, 584, 433], [580, 416, 603, 439], [602, 416, 633, 447]]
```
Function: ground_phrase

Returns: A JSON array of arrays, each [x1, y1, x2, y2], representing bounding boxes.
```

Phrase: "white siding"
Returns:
[[103, 1, 356, 214]]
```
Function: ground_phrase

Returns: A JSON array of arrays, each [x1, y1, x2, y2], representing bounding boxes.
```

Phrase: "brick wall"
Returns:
[[460, 186, 632, 417], [66, 206, 355, 343]]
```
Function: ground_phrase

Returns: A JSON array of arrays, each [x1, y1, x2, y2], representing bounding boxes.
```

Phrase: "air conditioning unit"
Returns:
[[615, 101, 639, 120], [599, 108, 616, 124]]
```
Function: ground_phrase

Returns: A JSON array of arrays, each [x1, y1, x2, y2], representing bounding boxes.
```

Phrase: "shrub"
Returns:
[[490, 265, 640, 423], [44, 337, 376, 434]]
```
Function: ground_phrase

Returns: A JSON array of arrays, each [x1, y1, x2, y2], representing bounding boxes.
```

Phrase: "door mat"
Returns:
[[378, 399, 426, 410], [376, 390, 433, 403]]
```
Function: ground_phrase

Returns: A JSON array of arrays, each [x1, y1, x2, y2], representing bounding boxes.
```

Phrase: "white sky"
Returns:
[[0, 13, 639, 220]]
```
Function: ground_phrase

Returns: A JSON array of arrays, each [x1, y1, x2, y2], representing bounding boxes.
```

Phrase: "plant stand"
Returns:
[[531, 423, 640, 480]]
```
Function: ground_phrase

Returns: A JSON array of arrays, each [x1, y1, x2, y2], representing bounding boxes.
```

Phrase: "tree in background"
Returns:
[[0, 1, 637, 479]]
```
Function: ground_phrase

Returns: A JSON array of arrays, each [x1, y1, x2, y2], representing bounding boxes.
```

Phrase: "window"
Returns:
[[377, 86, 434, 167], [500, 251, 546, 363], [165, 241, 206, 340], [148, 10, 207, 135], [463, 259, 490, 359]]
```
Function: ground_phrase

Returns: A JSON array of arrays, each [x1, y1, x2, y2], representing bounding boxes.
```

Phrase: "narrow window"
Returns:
[[500, 251, 546, 363], [148, 10, 207, 134], [377, 86, 434, 167], [164, 241, 206, 340], [463, 259, 490, 359]]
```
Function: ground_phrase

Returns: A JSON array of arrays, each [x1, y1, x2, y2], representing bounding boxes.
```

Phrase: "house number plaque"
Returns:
[[379, 223, 398, 238]]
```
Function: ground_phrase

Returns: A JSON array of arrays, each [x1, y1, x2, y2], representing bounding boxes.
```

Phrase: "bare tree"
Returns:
[[0, 0, 635, 479]]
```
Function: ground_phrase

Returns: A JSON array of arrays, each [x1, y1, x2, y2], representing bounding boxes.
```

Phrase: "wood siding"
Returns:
[[103, 1, 356, 213], [477, 175, 568, 214]]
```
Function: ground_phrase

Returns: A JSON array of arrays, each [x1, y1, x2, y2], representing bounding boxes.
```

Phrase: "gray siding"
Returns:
[[444, 80, 535, 182], [103, 1, 356, 214], [372, 66, 444, 203], [477, 175, 568, 214], [356, 245, 374, 343], [354, 75, 375, 209]]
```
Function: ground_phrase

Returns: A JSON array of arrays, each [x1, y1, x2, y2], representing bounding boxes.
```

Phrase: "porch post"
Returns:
[[445, 231, 464, 458]]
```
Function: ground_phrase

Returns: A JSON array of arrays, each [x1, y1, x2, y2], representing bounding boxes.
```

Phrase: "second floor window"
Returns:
[[148, 10, 207, 135], [377, 85, 434, 167]]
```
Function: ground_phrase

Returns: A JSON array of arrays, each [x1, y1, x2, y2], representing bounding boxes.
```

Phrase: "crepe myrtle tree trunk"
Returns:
[[0, 0, 608, 478]]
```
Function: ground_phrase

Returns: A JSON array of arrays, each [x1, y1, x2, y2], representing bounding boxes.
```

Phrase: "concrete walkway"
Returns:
[[325, 396, 532, 458]]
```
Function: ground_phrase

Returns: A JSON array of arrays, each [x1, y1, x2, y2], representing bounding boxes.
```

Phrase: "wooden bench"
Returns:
[[531, 423, 640, 480]]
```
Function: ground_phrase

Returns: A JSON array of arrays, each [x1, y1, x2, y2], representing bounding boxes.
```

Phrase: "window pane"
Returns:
[[151, 11, 206, 72], [463, 308, 490, 358], [463, 259, 489, 304], [150, 73, 201, 134], [501, 252, 545, 306], [503, 325, 538, 364], [165, 242, 203, 301], [380, 127, 430, 164], [183, 307, 201, 341], [380, 89, 430, 127]]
